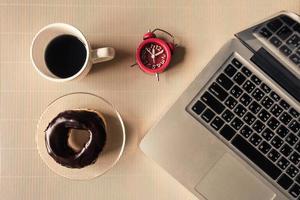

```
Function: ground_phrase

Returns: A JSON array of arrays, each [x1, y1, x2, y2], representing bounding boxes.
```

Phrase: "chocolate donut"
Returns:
[[44, 110, 106, 168]]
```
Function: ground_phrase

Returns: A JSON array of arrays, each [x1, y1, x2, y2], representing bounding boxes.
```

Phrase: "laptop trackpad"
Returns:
[[195, 153, 276, 200]]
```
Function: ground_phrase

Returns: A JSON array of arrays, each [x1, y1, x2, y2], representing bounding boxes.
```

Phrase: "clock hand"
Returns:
[[155, 50, 164, 56], [151, 47, 156, 63], [152, 55, 155, 63], [146, 48, 154, 55], [152, 47, 155, 55]]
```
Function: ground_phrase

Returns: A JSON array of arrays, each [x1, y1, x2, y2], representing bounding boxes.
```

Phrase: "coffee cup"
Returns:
[[30, 23, 115, 82]]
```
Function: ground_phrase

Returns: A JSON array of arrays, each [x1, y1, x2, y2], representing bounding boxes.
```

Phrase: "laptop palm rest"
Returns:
[[195, 153, 276, 200]]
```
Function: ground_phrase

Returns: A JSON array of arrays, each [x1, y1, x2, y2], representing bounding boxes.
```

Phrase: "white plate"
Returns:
[[36, 92, 126, 180]]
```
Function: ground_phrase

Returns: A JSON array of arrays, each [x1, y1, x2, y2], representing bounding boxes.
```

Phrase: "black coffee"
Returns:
[[45, 35, 87, 78]]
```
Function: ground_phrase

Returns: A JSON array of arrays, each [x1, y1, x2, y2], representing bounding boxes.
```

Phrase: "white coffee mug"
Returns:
[[30, 23, 115, 82]]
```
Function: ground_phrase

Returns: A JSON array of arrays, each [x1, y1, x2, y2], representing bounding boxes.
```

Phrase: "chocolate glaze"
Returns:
[[45, 110, 106, 168]]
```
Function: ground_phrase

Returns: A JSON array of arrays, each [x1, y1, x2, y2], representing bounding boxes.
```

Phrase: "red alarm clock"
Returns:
[[135, 28, 175, 81]]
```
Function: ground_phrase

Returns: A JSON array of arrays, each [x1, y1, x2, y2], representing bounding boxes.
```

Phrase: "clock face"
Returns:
[[140, 43, 167, 70]]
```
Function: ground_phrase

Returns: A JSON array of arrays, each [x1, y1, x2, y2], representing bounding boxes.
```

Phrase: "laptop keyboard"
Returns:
[[257, 15, 300, 67], [187, 56, 300, 199]]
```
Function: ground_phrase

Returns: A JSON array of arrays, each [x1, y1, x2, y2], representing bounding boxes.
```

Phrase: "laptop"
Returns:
[[140, 11, 300, 200]]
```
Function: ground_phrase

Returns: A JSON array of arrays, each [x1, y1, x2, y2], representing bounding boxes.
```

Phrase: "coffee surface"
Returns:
[[45, 35, 87, 78]]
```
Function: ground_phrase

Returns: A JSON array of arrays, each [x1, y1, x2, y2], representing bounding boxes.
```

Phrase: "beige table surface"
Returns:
[[0, 0, 299, 199]]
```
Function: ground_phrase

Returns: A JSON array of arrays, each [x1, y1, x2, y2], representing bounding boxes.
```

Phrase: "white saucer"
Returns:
[[36, 92, 125, 180]]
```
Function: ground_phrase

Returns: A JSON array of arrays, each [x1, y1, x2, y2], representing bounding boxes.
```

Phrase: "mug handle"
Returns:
[[91, 47, 115, 64]]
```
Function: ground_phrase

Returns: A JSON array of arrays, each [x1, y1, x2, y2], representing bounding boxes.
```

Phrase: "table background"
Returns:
[[0, 0, 299, 199]]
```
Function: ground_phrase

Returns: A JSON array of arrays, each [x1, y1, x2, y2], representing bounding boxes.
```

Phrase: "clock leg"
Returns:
[[156, 73, 159, 82], [130, 62, 138, 67]]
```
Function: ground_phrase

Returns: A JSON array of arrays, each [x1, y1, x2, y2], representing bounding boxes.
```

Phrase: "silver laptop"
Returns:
[[140, 11, 300, 200]]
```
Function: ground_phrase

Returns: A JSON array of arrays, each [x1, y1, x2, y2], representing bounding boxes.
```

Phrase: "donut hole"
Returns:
[[67, 129, 91, 153]]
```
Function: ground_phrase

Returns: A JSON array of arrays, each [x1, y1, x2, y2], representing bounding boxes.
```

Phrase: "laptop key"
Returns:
[[225, 96, 237, 109], [267, 19, 283, 32], [286, 34, 300, 49], [231, 135, 282, 180], [268, 149, 281, 162], [243, 112, 256, 125], [258, 109, 271, 122], [285, 133, 298, 146], [231, 58, 242, 68], [262, 128, 275, 141], [241, 66, 252, 77], [277, 26, 293, 40], [221, 109, 234, 122], [289, 108, 299, 118], [209, 82, 229, 101], [270, 104, 283, 117], [192, 101, 206, 115], [289, 151, 300, 165], [258, 141, 271, 154], [211, 117, 225, 131], [240, 125, 254, 138], [294, 24, 300, 34], [286, 165, 299, 178], [259, 27, 272, 39], [224, 64, 237, 77], [201, 108, 215, 122], [216, 73, 234, 90], [277, 174, 293, 190], [271, 136, 284, 149], [219, 124, 236, 140], [279, 99, 290, 110], [250, 75, 262, 85], [280, 144, 293, 157], [267, 117, 280, 130], [277, 157, 290, 170], [279, 45, 292, 56], [201, 92, 225, 114], [230, 85, 243, 98], [296, 142, 300, 153], [233, 72, 246, 85], [280, 112, 293, 125], [270, 91, 280, 102], [289, 184, 300, 198], [252, 88, 265, 102], [252, 120, 265, 133], [234, 104, 247, 117], [289, 120, 300, 134], [249, 133, 262, 146], [270, 36, 282, 48], [281, 15, 296, 26], [261, 96, 274, 109], [230, 117, 244, 130], [242, 80, 255, 93], [249, 101, 262, 114], [240, 93, 253, 106], [276, 125, 289, 138], [290, 54, 300, 64], [261, 83, 271, 93]]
